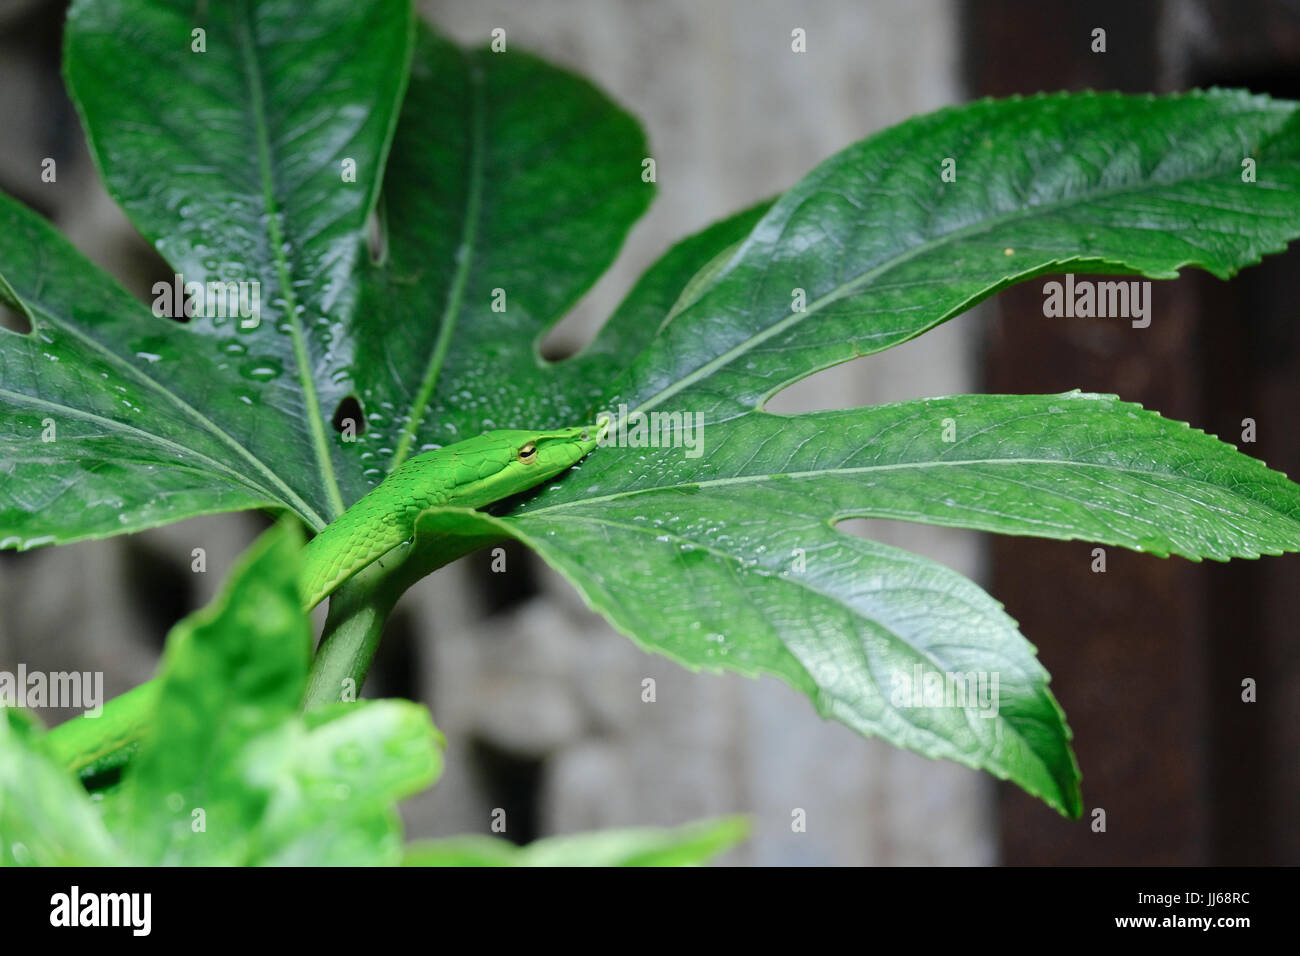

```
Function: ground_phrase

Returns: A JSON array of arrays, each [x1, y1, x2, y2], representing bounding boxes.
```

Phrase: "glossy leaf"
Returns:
[[537, 391, 1300, 562], [354, 25, 654, 465], [605, 89, 1300, 419], [4, 7, 1300, 818], [63, 0, 416, 524], [0, 205, 283, 547], [414, 492, 1083, 815], [0, 9, 655, 548], [467, 392, 1300, 815]]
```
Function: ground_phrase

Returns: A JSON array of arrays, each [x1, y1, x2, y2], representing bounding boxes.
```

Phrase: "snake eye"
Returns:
[[518, 442, 538, 464]]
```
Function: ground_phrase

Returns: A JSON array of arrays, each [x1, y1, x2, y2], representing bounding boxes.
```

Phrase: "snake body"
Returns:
[[43, 425, 601, 778], [300, 425, 599, 609]]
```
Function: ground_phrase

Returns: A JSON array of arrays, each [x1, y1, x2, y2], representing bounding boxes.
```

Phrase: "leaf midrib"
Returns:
[[235, 0, 345, 520], [520, 455, 1300, 531], [389, 49, 487, 470]]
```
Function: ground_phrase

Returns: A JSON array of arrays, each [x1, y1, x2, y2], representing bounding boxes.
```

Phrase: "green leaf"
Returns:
[[356, 25, 654, 463], [7, 6, 1300, 824], [459, 89, 1300, 814], [116, 518, 311, 864], [0, 204, 282, 548], [63, 0, 416, 523], [557, 391, 1300, 561], [3, 706, 44, 738], [413, 502, 1082, 817], [403, 815, 749, 867], [0, 710, 120, 866], [605, 89, 1300, 418], [461, 391, 1300, 815], [0, 0, 415, 548], [247, 700, 444, 865], [0, 12, 657, 550], [4, 522, 445, 866], [107, 522, 445, 865]]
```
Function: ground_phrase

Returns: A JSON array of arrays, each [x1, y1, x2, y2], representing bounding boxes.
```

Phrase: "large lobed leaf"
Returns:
[[409, 88, 1300, 815], [3, 3, 1300, 814]]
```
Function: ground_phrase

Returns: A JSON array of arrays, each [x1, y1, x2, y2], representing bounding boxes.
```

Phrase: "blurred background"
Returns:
[[0, 0, 1296, 864]]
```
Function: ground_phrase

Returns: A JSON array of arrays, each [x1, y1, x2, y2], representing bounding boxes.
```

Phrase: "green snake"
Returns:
[[41, 424, 602, 780]]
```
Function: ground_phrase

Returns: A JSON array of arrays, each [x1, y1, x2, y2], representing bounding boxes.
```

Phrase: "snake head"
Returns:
[[427, 425, 600, 509]]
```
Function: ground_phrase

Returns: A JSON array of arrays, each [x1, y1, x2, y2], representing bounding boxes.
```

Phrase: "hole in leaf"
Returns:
[[79, 764, 124, 794], [0, 298, 32, 335], [537, 338, 578, 362], [332, 395, 366, 437], [144, 263, 193, 324]]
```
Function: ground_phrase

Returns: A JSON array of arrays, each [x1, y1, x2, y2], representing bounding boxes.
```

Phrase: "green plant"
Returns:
[[1, 519, 745, 865], [3, 0, 1300, 861]]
